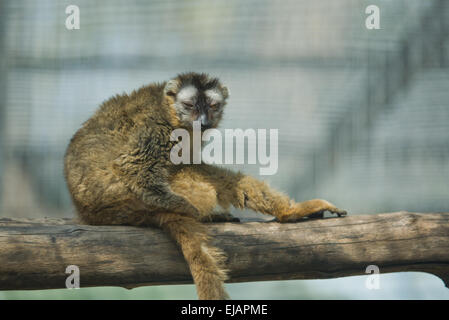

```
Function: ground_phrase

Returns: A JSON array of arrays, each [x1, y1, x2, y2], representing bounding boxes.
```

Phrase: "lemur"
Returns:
[[64, 72, 347, 300]]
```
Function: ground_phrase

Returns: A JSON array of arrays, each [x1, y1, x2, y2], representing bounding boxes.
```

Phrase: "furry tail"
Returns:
[[152, 213, 229, 300]]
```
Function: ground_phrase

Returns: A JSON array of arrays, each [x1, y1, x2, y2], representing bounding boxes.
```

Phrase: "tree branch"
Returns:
[[0, 211, 448, 291]]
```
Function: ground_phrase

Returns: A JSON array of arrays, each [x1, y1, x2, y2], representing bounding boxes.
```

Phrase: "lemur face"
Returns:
[[164, 73, 229, 130]]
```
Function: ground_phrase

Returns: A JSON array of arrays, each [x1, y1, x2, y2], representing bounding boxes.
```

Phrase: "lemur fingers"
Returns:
[[200, 211, 240, 223]]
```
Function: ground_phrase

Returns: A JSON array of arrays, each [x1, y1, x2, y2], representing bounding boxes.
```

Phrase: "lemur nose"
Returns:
[[200, 114, 209, 127]]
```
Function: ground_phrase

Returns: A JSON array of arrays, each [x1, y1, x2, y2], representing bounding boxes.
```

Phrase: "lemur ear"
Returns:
[[221, 86, 229, 99], [164, 79, 179, 97]]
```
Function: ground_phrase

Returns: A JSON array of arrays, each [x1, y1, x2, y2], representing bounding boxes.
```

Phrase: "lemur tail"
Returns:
[[152, 213, 229, 300]]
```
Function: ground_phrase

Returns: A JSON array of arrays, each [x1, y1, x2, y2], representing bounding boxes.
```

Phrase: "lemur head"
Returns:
[[164, 72, 229, 130]]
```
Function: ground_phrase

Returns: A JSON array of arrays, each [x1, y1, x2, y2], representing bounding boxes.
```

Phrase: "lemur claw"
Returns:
[[309, 208, 347, 219], [328, 208, 348, 217]]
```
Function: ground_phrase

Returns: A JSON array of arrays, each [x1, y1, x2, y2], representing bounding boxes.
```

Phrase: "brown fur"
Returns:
[[64, 72, 346, 299]]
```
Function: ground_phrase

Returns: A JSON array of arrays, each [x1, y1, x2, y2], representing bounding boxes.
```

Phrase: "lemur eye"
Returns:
[[182, 102, 194, 109], [210, 103, 220, 109]]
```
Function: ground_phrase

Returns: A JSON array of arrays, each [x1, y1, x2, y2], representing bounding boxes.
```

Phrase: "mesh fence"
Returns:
[[0, 0, 448, 300], [2, 0, 448, 218]]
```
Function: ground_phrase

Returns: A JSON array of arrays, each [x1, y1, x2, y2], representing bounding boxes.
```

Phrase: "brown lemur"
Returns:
[[64, 72, 347, 300]]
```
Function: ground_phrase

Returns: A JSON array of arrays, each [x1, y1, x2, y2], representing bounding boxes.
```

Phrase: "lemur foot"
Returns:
[[277, 199, 347, 222], [307, 208, 348, 219], [201, 212, 240, 223]]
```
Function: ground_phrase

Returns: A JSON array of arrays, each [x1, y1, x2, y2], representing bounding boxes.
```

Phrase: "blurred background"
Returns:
[[0, 0, 448, 299]]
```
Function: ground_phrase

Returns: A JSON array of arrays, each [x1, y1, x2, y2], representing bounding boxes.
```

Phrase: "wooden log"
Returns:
[[0, 211, 448, 291]]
